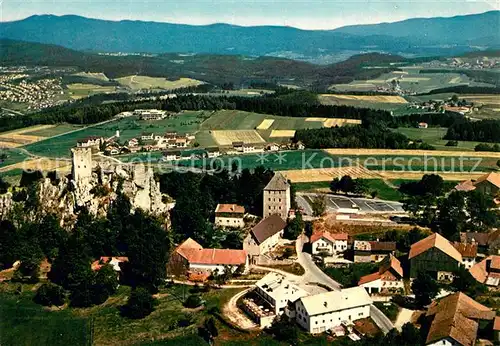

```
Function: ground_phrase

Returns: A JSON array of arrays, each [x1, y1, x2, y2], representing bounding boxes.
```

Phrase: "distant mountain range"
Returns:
[[1, 11, 499, 63]]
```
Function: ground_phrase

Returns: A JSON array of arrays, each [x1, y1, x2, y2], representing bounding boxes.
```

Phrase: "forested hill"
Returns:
[[0, 39, 403, 87], [1, 13, 497, 62]]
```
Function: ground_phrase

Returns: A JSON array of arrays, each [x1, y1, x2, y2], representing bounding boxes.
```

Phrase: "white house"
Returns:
[[243, 215, 287, 264], [77, 136, 104, 148], [141, 132, 154, 141], [163, 150, 182, 161], [215, 203, 245, 228], [358, 255, 404, 295], [453, 242, 477, 269], [254, 272, 309, 316], [206, 147, 221, 158], [294, 287, 372, 334], [310, 231, 349, 256]]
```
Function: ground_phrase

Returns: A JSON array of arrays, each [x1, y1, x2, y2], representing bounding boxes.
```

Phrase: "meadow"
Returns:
[[65, 83, 118, 99], [115, 75, 204, 91]]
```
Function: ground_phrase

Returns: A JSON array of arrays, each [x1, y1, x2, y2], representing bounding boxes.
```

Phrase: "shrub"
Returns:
[[184, 294, 203, 308], [122, 287, 157, 319], [34, 283, 66, 306]]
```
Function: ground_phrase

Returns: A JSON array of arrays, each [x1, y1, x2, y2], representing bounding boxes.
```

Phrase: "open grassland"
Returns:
[[22, 124, 82, 137], [116, 75, 204, 91], [0, 158, 72, 174], [0, 125, 58, 147], [0, 148, 31, 168], [73, 72, 109, 81], [394, 127, 499, 151], [211, 130, 265, 145], [24, 112, 206, 158], [66, 83, 118, 99], [461, 94, 500, 120], [0, 284, 246, 346]]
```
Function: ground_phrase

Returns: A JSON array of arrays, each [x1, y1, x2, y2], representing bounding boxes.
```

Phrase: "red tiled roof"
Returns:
[[409, 233, 462, 262], [455, 180, 476, 192], [175, 238, 246, 266], [379, 255, 404, 278], [358, 272, 381, 285], [215, 203, 245, 214], [491, 256, 500, 271], [494, 316, 500, 331], [453, 242, 478, 258], [474, 172, 500, 189], [310, 231, 348, 244], [369, 241, 396, 251]]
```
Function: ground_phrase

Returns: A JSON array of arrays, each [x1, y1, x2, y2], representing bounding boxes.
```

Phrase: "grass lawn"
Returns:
[[115, 75, 203, 91], [292, 181, 331, 192], [262, 263, 305, 276], [0, 148, 30, 168], [364, 179, 403, 202], [0, 283, 246, 346], [374, 302, 399, 323], [0, 292, 91, 346]]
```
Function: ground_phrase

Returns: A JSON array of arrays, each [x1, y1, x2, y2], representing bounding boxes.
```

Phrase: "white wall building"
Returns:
[[310, 232, 349, 256], [294, 287, 372, 334], [244, 215, 287, 264], [254, 273, 309, 316], [215, 203, 245, 228]]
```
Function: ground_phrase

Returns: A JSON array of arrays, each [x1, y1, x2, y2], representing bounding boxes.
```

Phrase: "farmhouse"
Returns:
[[358, 255, 404, 295], [242, 272, 309, 328], [294, 287, 372, 334], [175, 137, 188, 148], [409, 233, 462, 280], [460, 230, 500, 255], [170, 238, 247, 277], [263, 172, 291, 220], [353, 240, 396, 263], [470, 255, 500, 287], [423, 292, 494, 346], [310, 231, 349, 256], [243, 215, 287, 264], [141, 132, 154, 141], [453, 242, 477, 269], [455, 172, 500, 197], [214, 203, 245, 228], [128, 138, 139, 147], [267, 143, 280, 151], [163, 150, 182, 161], [206, 147, 221, 158], [133, 109, 168, 120]]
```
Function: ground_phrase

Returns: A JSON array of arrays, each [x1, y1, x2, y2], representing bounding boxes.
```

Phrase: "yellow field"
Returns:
[[256, 119, 275, 130], [116, 75, 204, 91], [269, 130, 296, 138], [306, 117, 327, 122], [323, 148, 500, 159], [281, 166, 485, 183], [323, 118, 362, 127], [211, 130, 265, 146], [319, 94, 408, 104], [392, 77, 430, 82], [0, 158, 71, 173], [0, 125, 55, 147], [461, 95, 500, 106]]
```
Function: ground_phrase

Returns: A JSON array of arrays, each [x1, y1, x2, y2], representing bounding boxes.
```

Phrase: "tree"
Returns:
[[497, 160, 500, 170], [92, 264, 119, 305], [284, 213, 304, 240], [122, 287, 157, 319], [184, 294, 203, 308], [0, 176, 10, 194], [330, 177, 340, 193], [268, 316, 299, 344], [338, 175, 355, 194], [310, 195, 326, 217], [0, 220, 19, 269], [352, 178, 368, 195], [34, 283, 66, 306], [199, 317, 218, 344], [411, 271, 439, 307], [450, 266, 487, 298]]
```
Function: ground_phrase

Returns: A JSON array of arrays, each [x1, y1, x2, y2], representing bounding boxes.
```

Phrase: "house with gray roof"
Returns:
[[244, 214, 287, 264]]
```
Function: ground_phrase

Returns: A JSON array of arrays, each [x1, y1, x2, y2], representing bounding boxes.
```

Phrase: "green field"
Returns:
[[23, 124, 82, 137], [65, 83, 118, 99], [0, 293, 91, 346], [0, 148, 30, 168], [23, 112, 207, 158], [395, 127, 500, 151], [116, 75, 204, 91]]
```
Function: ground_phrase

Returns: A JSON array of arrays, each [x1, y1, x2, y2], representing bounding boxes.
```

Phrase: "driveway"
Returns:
[[295, 235, 342, 291]]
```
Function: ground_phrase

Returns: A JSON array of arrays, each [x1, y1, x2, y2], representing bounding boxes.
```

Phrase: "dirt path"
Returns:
[[223, 288, 258, 330]]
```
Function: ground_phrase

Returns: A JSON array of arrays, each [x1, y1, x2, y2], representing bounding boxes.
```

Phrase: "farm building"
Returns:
[[455, 172, 500, 200], [163, 150, 182, 161], [310, 231, 349, 256], [133, 109, 168, 120], [243, 215, 287, 264], [241, 272, 309, 328], [409, 233, 462, 280], [423, 292, 494, 346], [353, 240, 396, 263], [263, 172, 291, 220], [460, 230, 500, 255], [76, 136, 104, 148], [294, 287, 372, 334], [452, 242, 477, 269], [214, 203, 245, 228], [206, 147, 221, 158], [170, 238, 247, 278], [469, 256, 500, 287], [358, 255, 404, 295]]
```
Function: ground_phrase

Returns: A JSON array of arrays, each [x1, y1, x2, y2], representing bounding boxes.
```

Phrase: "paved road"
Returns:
[[370, 305, 394, 334], [296, 194, 313, 216], [296, 235, 342, 291]]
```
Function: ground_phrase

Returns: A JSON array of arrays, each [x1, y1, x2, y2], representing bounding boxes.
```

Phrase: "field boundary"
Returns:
[[323, 148, 500, 159]]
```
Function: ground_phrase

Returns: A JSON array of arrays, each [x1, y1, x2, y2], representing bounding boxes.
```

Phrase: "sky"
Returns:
[[1, 0, 499, 30]]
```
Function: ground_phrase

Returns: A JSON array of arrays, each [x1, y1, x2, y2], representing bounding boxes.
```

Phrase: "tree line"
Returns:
[[445, 119, 500, 143]]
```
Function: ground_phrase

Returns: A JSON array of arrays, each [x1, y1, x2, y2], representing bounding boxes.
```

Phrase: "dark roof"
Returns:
[[206, 147, 220, 152], [251, 215, 287, 245], [369, 241, 396, 252], [232, 141, 244, 146], [264, 172, 289, 191], [77, 136, 102, 143], [163, 150, 181, 156], [460, 231, 500, 247], [453, 242, 478, 258]]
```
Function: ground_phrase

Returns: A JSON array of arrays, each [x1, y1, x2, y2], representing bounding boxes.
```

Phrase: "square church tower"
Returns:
[[263, 172, 290, 220]]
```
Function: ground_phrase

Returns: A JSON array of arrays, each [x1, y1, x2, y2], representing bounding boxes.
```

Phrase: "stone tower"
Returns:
[[263, 172, 291, 220], [71, 147, 93, 184]]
